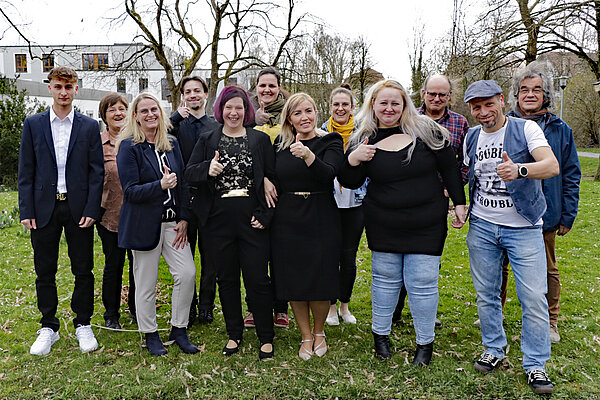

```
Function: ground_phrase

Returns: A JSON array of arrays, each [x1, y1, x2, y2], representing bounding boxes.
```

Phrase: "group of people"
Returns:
[[18, 60, 580, 395]]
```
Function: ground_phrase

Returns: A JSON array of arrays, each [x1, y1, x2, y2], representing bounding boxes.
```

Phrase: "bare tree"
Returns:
[[117, 0, 307, 110]]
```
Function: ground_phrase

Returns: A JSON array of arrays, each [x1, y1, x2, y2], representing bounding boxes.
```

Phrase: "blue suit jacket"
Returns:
[[18, 109, 104, 229], [117, 136, 190, 251]]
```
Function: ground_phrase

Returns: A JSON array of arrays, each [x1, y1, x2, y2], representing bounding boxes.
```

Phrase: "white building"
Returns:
[[0, 43, 255, 121]]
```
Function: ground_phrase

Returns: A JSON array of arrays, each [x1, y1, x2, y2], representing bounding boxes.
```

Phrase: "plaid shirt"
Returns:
[[418, 105, 469, 183]]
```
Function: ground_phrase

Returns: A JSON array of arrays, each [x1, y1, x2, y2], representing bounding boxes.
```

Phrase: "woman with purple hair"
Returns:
[[185, 85, 276, 360]]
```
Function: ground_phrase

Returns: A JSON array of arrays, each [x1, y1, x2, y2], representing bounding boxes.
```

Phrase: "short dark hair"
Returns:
[[47, 66, 78, 84], [99, 93, 129, 125], [212, 85, 255, 126], [180, 76, 209, 93], [256, 66, 281, 86]]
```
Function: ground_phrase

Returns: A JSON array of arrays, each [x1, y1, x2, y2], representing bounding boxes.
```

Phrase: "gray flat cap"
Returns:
[[464, 80, 503, 103]]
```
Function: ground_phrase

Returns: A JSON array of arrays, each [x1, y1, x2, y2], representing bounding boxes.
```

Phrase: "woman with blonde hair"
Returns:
[[270, 92, 344, 360], [117, 93, 198, 356], [321, 84, 365, 326], [339, 80, 467, 365]]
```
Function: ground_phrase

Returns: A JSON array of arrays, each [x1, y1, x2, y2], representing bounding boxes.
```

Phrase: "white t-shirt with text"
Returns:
[[463, 119, 549, 227]]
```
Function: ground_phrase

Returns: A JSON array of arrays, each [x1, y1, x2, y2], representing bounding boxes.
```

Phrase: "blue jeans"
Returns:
[[467, 216, 551, 372], [371, 251, 440, 345]]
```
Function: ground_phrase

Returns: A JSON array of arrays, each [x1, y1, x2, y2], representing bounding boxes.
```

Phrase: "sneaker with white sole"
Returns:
[[325, 312, 339, 326], [75, 325, 98, 353], [474, 352, 502, 373], [30, 328, 60, 355], [549, 324, 561, 343], [527, 369, 554, 394]]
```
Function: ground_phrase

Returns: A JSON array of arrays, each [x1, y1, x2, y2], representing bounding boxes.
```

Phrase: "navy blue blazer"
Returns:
[[117, 136, 191, 251], [18, 109, 104, 229]]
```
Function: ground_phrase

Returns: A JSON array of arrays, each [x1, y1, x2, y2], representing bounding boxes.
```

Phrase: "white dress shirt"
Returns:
[[49, 106, 75, 194]]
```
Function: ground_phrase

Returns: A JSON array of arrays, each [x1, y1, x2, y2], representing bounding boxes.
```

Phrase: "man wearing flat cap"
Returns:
[[462, 80, 559, 394]]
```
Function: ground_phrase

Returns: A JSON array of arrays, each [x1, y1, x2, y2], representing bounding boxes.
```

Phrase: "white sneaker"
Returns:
[[30, 328, 60, 355], [549, 324, 561, 343], [75, 325, 98, 353], [325, 313, 339, 326], [339, 311, 357, 324]]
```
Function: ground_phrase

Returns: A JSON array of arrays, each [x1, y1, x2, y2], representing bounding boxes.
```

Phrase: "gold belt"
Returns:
[[221, 189, 249, 198]]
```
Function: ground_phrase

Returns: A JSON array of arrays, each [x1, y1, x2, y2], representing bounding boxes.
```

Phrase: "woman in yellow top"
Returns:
[[252, 66, 288, 143], [245, 66, 290, 329]]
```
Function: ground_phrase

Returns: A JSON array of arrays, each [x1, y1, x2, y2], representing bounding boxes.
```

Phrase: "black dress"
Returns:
[[271, 133, 344, 301], [338, 126, 466, 256]]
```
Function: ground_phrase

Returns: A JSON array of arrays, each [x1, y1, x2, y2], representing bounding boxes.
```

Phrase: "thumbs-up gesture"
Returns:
[[254, 101, 272, 125], [290, 134, 311, 161], [208, 150, 224, 177], [160, 164, 178, 189], [348, 137, 377, 166], [177, 99, 190, 119], [497, 151, 518, 182]]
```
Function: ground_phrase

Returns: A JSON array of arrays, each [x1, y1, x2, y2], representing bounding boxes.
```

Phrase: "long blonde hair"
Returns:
[[117, 92, 173, 152], [277, 92, 325, 151], [350, 80, 449, 161]]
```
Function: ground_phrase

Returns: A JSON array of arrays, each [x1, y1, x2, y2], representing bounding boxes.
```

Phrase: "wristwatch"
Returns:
[[517, 163, 529, 178]]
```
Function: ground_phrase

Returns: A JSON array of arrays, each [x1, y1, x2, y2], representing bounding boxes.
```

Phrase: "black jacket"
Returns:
[[184, 126, 276, 228]]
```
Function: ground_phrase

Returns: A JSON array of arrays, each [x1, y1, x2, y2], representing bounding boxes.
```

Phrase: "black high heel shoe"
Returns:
[[258, 342, 274, 361], [222, 338, 242, 356], [412, 341, 434, 366]]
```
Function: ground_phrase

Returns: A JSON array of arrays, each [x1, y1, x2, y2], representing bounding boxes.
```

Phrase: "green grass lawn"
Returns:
[[579, 147, 600, 153], [0, 157, 599, 399]]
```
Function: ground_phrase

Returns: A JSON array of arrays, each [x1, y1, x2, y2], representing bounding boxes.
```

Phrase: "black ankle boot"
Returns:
[[145, 331, 167, 356], [412, 341, 434, 366], [373, 332, 392, 360], [169, 327, 199, 354]]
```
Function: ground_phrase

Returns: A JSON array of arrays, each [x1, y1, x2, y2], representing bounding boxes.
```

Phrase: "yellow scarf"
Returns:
[[326, 115, 354, 150]]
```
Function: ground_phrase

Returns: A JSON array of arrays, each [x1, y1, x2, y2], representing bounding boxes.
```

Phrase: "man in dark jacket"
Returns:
[[19, 66, 104, 355], [170, 76, 219, 325], [507, 62, 581, 344]]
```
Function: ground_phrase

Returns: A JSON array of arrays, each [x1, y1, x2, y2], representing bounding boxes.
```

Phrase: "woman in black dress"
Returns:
[[185, 86, 275, 361], [270, 93, 344, 360], [339, 80, 467, 365]]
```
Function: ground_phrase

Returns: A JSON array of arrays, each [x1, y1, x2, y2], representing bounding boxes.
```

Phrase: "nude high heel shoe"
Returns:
[[298, 338, 314, 361]]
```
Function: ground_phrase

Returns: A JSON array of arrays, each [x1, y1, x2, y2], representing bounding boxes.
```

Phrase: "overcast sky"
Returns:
[[1, 0, 470, 87]]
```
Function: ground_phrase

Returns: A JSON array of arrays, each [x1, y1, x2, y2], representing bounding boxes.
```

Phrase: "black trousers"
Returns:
[[30, 200, 94, 331], [97, 223, 132, 320], [331, 206, 364, 304], [127, 249, 135, 316], [187, 214, 217, 311], [203, 195, 274, 344]]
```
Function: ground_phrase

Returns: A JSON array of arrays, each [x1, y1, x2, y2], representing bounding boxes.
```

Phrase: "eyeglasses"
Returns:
[[519, 87, 543, 95], [425, 91, 449, 99]]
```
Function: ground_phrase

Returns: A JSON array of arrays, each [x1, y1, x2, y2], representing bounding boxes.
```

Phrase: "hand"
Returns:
[[452, 205, 467, 229], [557, 225, 571, 236], [208, 150, 224, 177], [254, 101, 272, 125], [348, 138, 376, 166], [177, 99, 190, 119], [264, 177, 278, 208], [172, 220, 189, 249], [21, 218, 37, 230], [497, 151, 519, 182], [250, 216, 265, 229], [160, 164, 178, 189], [290, 134, 312, 161], [78, 216, 95, 228]]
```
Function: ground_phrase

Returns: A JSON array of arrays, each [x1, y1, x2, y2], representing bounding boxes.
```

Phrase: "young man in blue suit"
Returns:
[[18, 66, 104, 355]]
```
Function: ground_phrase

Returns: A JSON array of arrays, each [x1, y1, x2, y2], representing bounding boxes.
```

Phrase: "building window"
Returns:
[[78, 79, 83, 88], [42, 54, 54, 72], [139, 78, 148, 92], [227, 77, 237, 86], [117, 78, 126, 93], [82, 53, 109, 70], [161, 78, 171, 100], [15, 54, 27, 73]]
